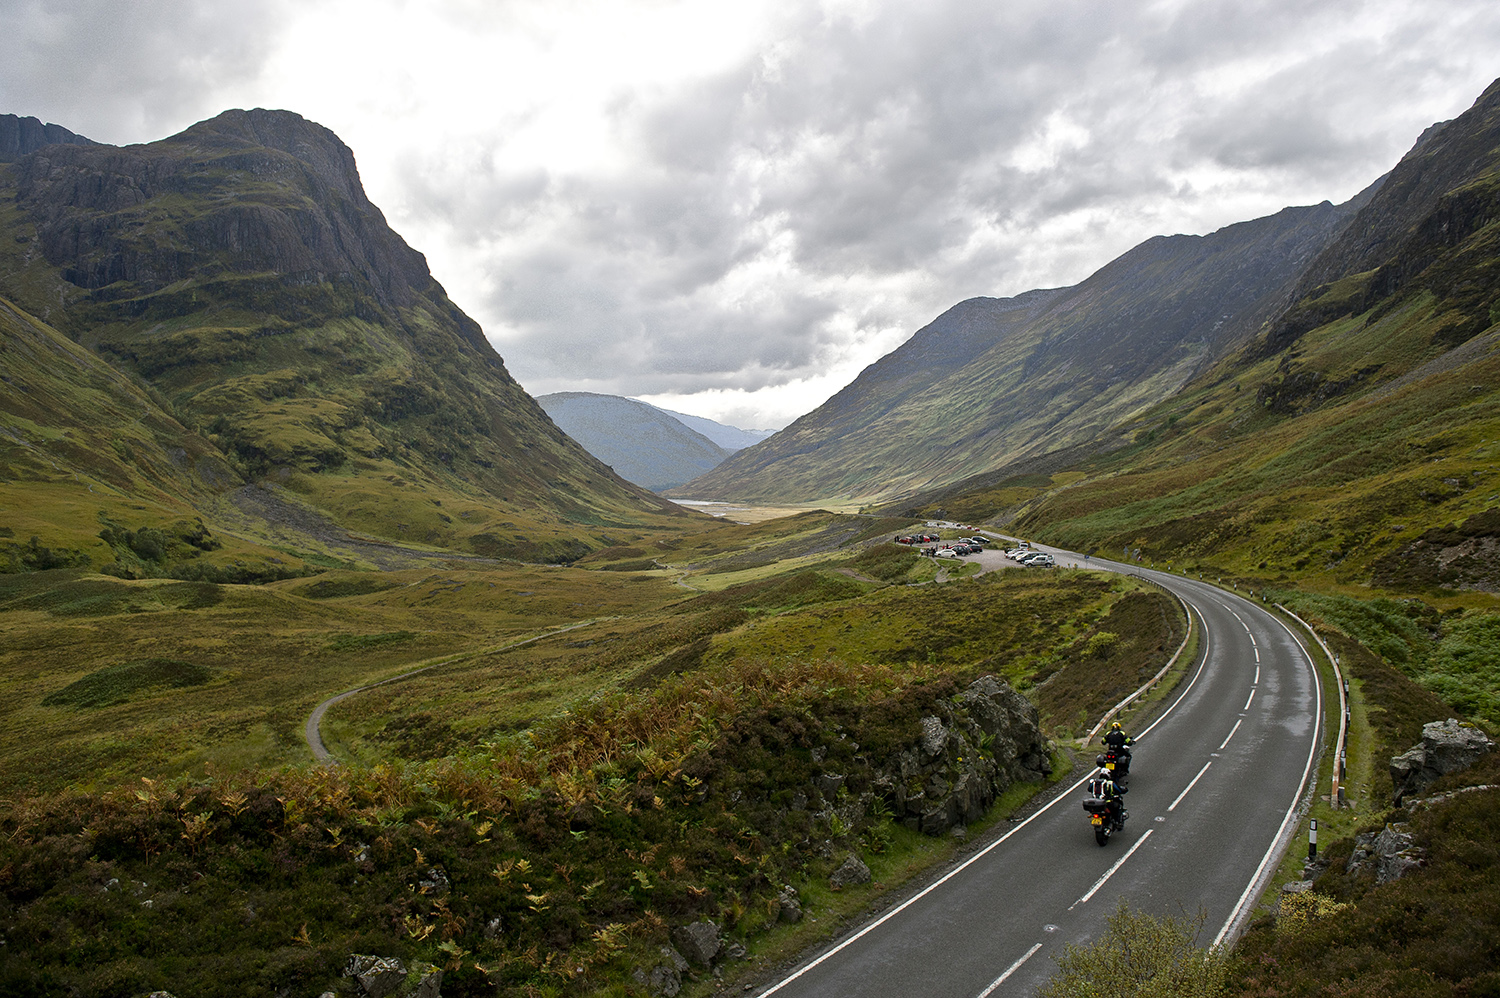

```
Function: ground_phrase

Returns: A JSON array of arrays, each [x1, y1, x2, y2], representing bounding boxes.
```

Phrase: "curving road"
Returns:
[[755, 551, 1323, 998]]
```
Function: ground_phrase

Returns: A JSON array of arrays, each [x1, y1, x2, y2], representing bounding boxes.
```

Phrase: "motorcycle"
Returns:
[[1083, 795, 1126, 846], [1095, 746, 1131, 781]]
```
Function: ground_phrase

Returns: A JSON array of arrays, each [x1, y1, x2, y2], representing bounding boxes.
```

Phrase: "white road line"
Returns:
[[1071, 829, 1155, 908], [1218, 720, 1242, 751], [1139, 606, 1209, 740], [1212, 608, 1324, 949], [756, 767, 1095, 997], [976, 943, 1044, 998], [1254, 666, 1260, 684], [1254, 647, 1260, 662], [1170, 761, 1213, 811], [1244, 688, 1256, 710]]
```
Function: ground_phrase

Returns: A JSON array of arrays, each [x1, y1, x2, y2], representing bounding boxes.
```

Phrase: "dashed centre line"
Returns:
[[1218, 719, 1243, 750], [1070, 829, 1155, 908], [975, 943, 1044, 998], [1170, 761, 1213, 811], [1244, 688, 1257, 710]]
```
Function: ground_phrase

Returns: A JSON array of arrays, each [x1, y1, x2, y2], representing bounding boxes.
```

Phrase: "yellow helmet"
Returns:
[[1110, 721, 1123, 731]]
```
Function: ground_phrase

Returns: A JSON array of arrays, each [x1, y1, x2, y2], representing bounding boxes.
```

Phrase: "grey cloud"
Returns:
[[11, 0, 1499, 427], [0, 0, 291, 142], [431, 0, 1500, 417]]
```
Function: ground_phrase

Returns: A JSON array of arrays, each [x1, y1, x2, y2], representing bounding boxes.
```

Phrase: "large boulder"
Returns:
[[671, 920, 722, 968], [829, 854, 872, 889], [1390, 719, 1495, 802], [344, 955, 407, 998]]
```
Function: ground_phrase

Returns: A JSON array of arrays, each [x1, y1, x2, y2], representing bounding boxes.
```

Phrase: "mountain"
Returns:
[[0, 114, 97, 162], [896, 78, 1500, 596], [536, 392, 731, 491], [675, 190, 1376, 506], [0, 108, 686, 569], [645, 404, 774, 451]]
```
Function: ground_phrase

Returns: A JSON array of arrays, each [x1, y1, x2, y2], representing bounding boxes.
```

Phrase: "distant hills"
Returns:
[[646, 404, 773, 452], [677, 191, 1377, 506], [536, 392, 738, 492], [0, 108, 687, 574]]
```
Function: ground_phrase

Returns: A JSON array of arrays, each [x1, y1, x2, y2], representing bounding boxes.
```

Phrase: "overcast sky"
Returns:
[[5, 0, 1499, 428]]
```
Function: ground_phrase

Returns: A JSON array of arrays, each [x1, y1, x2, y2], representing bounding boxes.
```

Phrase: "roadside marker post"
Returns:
[[1309, 819, 1318, 860]]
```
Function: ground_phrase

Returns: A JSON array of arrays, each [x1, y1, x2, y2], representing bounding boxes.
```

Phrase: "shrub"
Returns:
[[1040, 899, 1227, 998], [41, 658, 218, 709]]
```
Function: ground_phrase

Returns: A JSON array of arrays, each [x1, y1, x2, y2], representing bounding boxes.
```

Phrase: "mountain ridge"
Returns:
[[676, 189, 1375, 505], [0, 108, 687, 569]]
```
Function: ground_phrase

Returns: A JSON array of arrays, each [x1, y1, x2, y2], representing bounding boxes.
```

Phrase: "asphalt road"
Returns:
[[756, 550, 1323, 998]]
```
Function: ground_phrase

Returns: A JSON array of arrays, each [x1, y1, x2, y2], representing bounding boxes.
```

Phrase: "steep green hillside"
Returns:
[[678, 192, 1370, 506], [0, 109, 686, 566], [921, 80, 1500, 597]]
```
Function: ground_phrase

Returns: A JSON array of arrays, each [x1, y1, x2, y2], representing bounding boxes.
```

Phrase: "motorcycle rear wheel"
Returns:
[[1094, 826, 1110, 846]]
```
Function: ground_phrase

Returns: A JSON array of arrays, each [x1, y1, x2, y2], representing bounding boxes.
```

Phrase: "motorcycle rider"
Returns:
[[1088, 772, 1129, 827], [1102, 720, 1134, 777]]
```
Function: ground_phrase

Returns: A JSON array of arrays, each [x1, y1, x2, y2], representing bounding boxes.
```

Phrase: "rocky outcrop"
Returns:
[[870, 675, 1052, 836], [342, 955, 441, 998], [1390, 719, 1495, 802], [776, 884, 803, 922], [632, 946, 689, 998], [1346, 824, 1426, 885], [0, 113, 96, 163]]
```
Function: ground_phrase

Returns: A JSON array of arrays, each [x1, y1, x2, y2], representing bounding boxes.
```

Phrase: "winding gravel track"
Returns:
[[303, 620, 598, 764], [753, 548, 1323, 998]]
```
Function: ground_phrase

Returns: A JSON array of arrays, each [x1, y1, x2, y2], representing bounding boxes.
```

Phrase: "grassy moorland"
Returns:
[[0, 508, 1186, 998]]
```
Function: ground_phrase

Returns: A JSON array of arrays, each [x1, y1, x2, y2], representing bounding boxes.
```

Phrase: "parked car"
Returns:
[[934, 548, 959, 559], [1024, 553, 1056, 567]]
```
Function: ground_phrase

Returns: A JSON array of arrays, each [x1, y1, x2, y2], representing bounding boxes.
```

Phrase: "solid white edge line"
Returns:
[[759, 588, 1214, 997], [1218, 719, 1242, 752], [975, 942, 1044, 998], [1243, 688, 1256, 710], [755, 766, 1096, 997], [1211, 601, 1324, 949], [1170, 760, 1213, 811], [1072, 828, 1155, 908]]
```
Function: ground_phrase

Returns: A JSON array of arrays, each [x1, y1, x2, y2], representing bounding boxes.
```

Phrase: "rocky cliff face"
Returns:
[[1256, 77, 1500, 357], [14, 109, 432, 309], [0, 113, 96, 163]]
